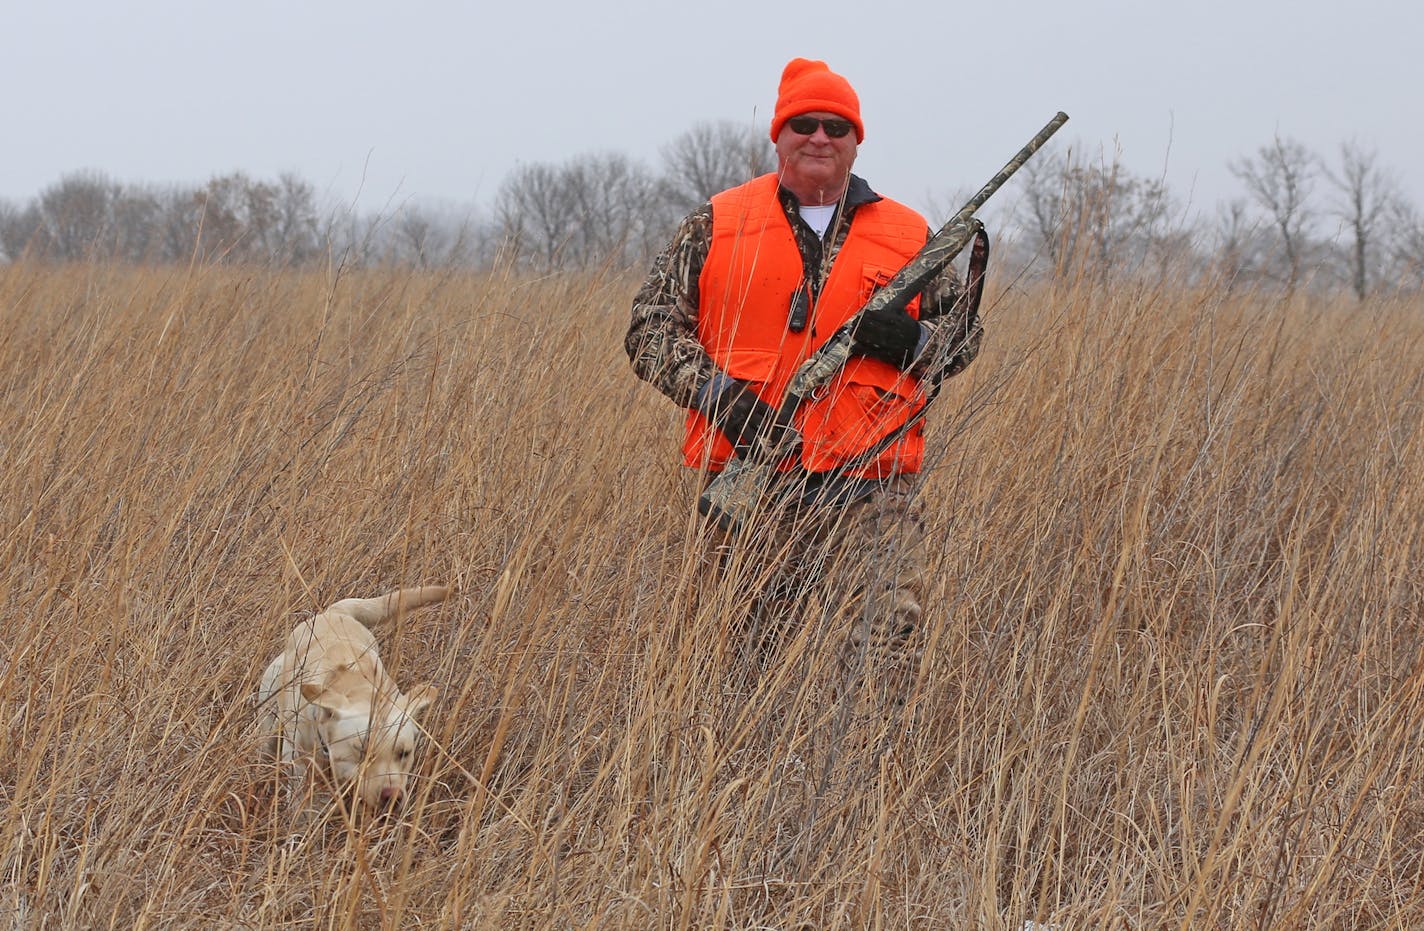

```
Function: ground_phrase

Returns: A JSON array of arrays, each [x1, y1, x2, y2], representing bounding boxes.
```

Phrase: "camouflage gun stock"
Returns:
[[699, 111, 1070, 534]]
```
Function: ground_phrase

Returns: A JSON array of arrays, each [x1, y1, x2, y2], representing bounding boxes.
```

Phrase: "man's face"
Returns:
[[776, 111, 859, 206]]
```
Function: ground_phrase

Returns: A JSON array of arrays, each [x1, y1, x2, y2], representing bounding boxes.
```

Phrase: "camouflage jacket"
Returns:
[[625, 173, 983, 410]]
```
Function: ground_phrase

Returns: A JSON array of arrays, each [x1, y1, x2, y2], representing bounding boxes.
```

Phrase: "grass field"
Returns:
[[2, 259, 1422, 929]]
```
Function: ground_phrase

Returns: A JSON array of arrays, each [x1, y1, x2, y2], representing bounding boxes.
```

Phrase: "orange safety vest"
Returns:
[[685, 173, 929, 477]]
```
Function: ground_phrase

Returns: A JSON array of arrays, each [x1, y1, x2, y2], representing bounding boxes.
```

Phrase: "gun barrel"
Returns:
[[959, 111, 1070, 219], [861, 111, 1069, 316]]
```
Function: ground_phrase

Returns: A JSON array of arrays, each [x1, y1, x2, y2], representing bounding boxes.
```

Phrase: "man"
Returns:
[[625, 58, 982, 705]]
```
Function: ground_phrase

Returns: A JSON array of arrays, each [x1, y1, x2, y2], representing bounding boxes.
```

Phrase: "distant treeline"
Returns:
[[2, 125, 1421, 297]]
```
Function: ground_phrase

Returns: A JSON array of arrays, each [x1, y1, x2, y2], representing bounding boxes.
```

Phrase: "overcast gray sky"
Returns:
[[4, 0, 1420, 226]]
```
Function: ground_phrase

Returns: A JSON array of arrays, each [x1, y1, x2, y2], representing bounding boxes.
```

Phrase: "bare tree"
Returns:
[[1, 170, 328, 268], [659, 120, 775, 212], [269, 173, 322, 266], [1013, 150, 1177, 277], [1322, 141, 1396, 301], [394, 210, 439, 267], [109, 185, 168, 262], [153, 184, 205, 263], [1388, 199, 1424, 291], [0, 199, 12, 260], [323, 207, 385, 269], [1210, 197, 1272, 290], [0, 199, 41, 261], [564, 152, 666, 267], [184, 172, 324, 265], [1013, 150, 1069, 270], [494, 162, 577, 269], [191, 173, 256, 261], [494, 152, 666, 270], [5, 175, 206, 265], [1230, 135, 1316, 292], [378, 201, 479, 267], [33, 172, 121, 260]]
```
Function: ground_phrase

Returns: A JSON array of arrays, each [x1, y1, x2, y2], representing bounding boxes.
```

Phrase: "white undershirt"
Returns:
[[798, 204, 836, 238]]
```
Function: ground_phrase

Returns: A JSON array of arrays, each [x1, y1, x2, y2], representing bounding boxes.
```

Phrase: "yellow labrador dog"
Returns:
[[259, 585, 450, 809]]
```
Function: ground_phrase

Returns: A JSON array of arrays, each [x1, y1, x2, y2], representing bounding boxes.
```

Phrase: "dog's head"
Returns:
[[300, 681, 438, 809]]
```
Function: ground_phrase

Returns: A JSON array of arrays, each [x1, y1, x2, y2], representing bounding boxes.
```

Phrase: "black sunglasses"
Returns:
[[786, 115, 855, 139]]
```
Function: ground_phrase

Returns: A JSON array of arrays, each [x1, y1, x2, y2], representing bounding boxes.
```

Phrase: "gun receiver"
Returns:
[[699, 111, 1070, 534]]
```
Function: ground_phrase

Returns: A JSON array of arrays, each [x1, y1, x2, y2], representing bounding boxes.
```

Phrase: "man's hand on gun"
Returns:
[[848, 305, 922, 369], [698, 376, 802, 463]]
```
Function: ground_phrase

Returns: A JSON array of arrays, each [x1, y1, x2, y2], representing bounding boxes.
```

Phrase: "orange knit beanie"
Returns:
[[770, 58, 864, 143]]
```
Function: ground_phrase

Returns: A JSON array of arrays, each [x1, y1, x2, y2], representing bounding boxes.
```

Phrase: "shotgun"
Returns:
[[699, 111, 1070, 533]]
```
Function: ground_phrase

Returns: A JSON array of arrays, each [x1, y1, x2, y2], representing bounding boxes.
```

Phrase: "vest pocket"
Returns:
[[860, 263, 897, 303], [717, 347, 781, 386], [858, 263, 922, 318], [800, 359, 924, 472]]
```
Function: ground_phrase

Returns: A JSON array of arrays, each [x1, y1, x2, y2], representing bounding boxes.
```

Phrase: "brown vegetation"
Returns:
[[1, 260, 1422, 928]]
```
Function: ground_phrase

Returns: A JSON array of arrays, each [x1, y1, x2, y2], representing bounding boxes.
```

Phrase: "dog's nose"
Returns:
[[379, 786, 401, 806]]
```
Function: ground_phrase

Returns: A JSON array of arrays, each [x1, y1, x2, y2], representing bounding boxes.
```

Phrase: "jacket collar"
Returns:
[[777, 173, 881, 213]]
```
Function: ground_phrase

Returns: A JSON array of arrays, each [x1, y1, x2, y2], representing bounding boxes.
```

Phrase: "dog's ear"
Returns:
[[301, 682, 351, 713], [404, 684, 438, 717]]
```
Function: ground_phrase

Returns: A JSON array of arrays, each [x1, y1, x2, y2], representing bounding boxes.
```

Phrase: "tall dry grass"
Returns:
[[1, 257, 1422, 929]]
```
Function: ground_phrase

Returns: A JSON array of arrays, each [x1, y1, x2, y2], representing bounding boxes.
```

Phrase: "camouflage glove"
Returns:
[[849, 305, 922, 369], [696, 375, 801, 461]]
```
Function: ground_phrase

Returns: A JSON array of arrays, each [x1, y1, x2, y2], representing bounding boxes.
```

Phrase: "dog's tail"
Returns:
[[325, 585, 453, 630]]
